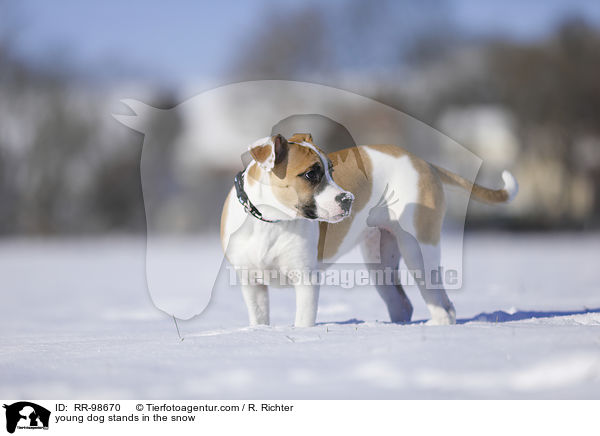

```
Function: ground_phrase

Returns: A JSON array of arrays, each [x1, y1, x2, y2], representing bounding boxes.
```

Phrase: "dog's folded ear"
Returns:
[[248, 134, 288, 170]]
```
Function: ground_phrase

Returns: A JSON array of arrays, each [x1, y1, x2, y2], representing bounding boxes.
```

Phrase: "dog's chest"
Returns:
[[227, 218, 319, 271]]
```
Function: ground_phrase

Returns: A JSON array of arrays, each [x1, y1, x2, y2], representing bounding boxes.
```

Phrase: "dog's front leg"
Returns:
[[241, 284, 270, 326], [294, 284, 320, 327]]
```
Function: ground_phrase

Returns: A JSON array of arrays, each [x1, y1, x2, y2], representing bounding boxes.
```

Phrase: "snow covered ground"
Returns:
[[1, 233, 599, 399]]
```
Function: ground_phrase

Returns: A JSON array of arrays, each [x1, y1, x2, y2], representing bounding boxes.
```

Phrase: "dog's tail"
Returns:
[[432, 165, 518, 204]]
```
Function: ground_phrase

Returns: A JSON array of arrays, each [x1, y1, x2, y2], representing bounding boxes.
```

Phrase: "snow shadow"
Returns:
[[317, 318, 366, 326], [456, 307, 600, 324], [318, 308, 600, 326]]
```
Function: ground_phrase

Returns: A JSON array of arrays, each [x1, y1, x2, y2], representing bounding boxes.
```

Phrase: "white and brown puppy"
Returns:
[[220, 133, 518, 327]]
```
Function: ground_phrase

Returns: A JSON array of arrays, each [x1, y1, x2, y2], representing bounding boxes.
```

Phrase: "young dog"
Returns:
[[220, 133, 518, 327]]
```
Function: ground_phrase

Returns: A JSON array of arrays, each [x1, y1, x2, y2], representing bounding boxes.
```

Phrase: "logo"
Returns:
[[3, 402, 50, 434]]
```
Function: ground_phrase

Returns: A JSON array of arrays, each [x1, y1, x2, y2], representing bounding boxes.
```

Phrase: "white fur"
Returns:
[[502, 170, 519, 202]]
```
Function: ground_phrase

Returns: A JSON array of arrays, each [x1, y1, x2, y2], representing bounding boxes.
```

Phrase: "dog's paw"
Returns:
[[425, 305, 456, 325], [425, 317, 454, 326]]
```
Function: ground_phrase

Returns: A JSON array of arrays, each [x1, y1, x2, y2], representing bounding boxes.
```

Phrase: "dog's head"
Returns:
[[245, 133, 354, 223]]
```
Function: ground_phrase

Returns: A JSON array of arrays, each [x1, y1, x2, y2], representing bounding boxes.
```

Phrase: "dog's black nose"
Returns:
[[336, 192, 354, 212]]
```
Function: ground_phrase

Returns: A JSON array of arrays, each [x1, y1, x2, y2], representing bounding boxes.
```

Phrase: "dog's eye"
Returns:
[[304, 169, 321, 183]]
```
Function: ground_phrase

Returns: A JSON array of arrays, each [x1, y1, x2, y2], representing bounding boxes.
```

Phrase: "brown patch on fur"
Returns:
[[270, 142, 322, 212], [432, 165, 509, 203], [409, 156, 445, 245], [366, 144, 408, 158], [220, 187, 233, 251], [249, 144, 272, 166], [318, 147, 373, 260]]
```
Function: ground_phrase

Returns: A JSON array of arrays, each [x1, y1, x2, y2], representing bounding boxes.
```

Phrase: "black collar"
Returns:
[[234, 170, 280, 223]]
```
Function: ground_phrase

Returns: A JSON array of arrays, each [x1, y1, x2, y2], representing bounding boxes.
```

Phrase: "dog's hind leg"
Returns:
[[417, 243, 456, 325], [360, 228, 413, 323], [241, 284, 270, 326], [393, 229, 456, 325]]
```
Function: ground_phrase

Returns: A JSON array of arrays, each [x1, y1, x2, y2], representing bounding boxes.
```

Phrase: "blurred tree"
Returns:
[[231, 5, 331, 79], [488, 18, 600, 140], [0, 33, 148, 234], [487, 18, 600, 226], [230, 0, 452, 80]]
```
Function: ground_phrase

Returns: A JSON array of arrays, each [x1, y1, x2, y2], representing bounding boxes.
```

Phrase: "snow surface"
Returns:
[[1, 233, 600, 399]]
